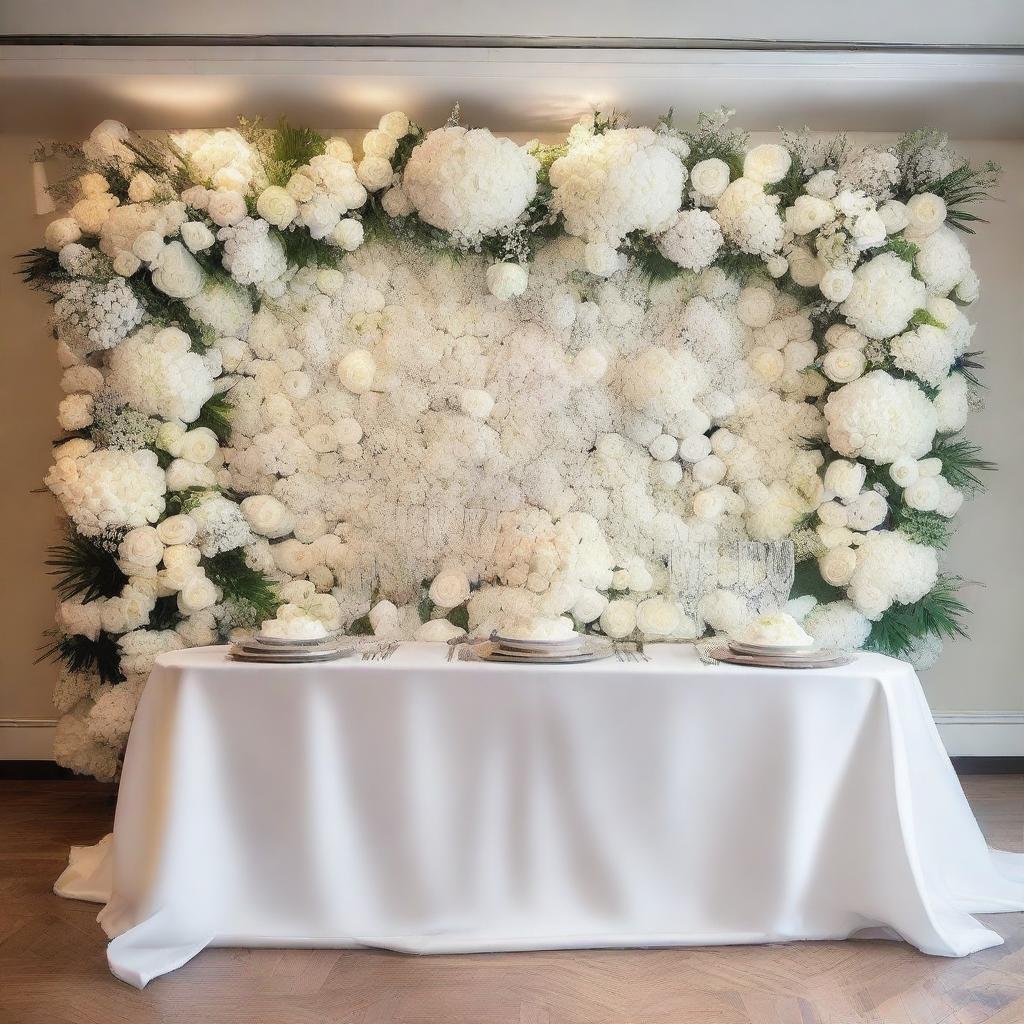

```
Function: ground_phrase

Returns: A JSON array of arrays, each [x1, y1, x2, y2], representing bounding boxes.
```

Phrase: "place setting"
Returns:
[[707, 611, 854, 669], [459, 617, 614, 665]]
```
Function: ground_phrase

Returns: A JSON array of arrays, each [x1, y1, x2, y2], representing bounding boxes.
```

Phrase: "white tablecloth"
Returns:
[[56, 643, 1024, 988]]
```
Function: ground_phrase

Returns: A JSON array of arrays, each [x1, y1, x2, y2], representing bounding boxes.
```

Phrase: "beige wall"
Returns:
[[0, 132, 1021, 754]]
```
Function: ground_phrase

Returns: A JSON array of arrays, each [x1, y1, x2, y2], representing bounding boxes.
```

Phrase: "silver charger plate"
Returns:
[[491, 632, 585, 654], [233, 640, 354, 657], [253, 630, 346, 648], [470, 640, 612, 665], [729, 639, 819, 657], [229, 646, 355, 664], [710, 647, 852, 669]]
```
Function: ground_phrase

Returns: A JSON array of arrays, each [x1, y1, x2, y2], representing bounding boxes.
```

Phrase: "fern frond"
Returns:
[[45, 530, 128, 603]]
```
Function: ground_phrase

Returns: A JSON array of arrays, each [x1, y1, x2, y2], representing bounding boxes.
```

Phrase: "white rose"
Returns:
[[820, 268, 854, 302], [44, 218, 82, 251], [879, 200, 910, 234], [325, 137, 354, 161], [485, 262, 529, 300], [574, 347, 608, 383], [206, 189, 248, 227], [786, 195, 835, 235], [369, 599, 401, 636], [150, 241, 205, 299], [180, 221, 215, 253], [331, 218, 364, 251], [337, 349, 376, 394], [635, 596, 681, 637], [821, 348, 866, 383], [678, 434, 712, 462], [378, 110, 411, 139], [460, 388, 494, 420], [689, 158, 731, 199], [131, 230, 165, 264], [819, 546, 857, 587], [743, 144, 792, 185], [846, 490, 888, 531], [119, 525, 164, 568], [692, 454, 727, 487], [600, 599, 637, 639], [736, 286, 776, 328], [824, 459, 866, 501], [178, 427, 220, 464], [357, 156, 393, 192], [572, 589, 608, 624], [256, 186, 298, 228], [362, 129, 398, 159], [286, 172, 316, 203], [178, 572, 219, 614], [584, 241, 625, 278], [161, 544, 201, 573], [112, 251, 141, 277], [241, 495, 295, 539], [904, 477, 940, 512], [850, 210, 886, 250], [787, 247, 823, 287], [649, 434, 677, 461], [824, 324, 867, 350], [156, 514, 198, 546], [692, 487, 727, 521], [381, 186, 414, 218], [748, 346, 785, 383], [905, 193, 947, 237], [766, 254, 789, 278], [429, 569, 471, 609], [889, 457, 920, 488]]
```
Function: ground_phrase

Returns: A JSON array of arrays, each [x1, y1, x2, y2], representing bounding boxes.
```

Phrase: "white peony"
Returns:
[[689, 157, 731, 199], [840, 252, 926, 340], [742, 144, 792, 185], [256, 185, 298, 228], [635, 596, 682, 637], [599, 599, 637, 639], [905, 192, 947, 236], [337, 349, 376, 394], [803, 600, 871, 651], [847, 530, 938, 619], [357, 156, 394, 192], [429, 569, 471, 609], [206, 189, 248, 227], [914, 227, 971, 296]]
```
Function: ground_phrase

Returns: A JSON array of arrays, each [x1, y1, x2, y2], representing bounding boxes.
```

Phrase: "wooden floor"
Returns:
[[1, 777, 1022, 1024]]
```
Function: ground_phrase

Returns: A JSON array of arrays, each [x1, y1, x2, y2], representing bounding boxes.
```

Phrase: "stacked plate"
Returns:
[[229, 630, 356, 664], [468, 631, 612, 665], [711, 637, 851, 669]]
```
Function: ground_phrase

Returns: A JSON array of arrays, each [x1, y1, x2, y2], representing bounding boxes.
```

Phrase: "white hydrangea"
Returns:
[[713, 178, 785, 256], [847, 530, 938, 619], [840, 252, 927, 340], [106, 326, 216, 422], [802, 600, 872, 650], [219, 217, 288, 287], [656, 209, 723, 271], [402, 127, 540, 245], [190, 494, 255, 557], [53, 278, 145, 353], [549, 127, 685, 245], [914, 227, 972, 296], [890, 325, 957, 387], [45, 448, 165, 536], [824, 370, 937, 465]]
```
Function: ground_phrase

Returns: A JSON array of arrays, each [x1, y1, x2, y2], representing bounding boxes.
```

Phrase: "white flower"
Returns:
[[70, 193, 120, 235], [689, 157, 731, 199], [656, 209, 723, 271], [820, 267, 854, 302], [713, 177, 784, 256], [331, 218, 364, 251], [286, 172, 316, 203], [879, 200, 910, 234], [119, 525, 164, 568], [150, 241, 206, 299], [806, 169, 838, 199], [955, 269, 980, 304], [127, 171, 159, 203], [846, 490, 888, 531], [429, 569, 471, 609], [824, 459, 866, 501], [178, 426, 220, 464], [256, 185, 298, 228], [177, 572, 219, 614], [362, 128, 398, 160], [156, 514, 198, 546], [549, 127, 684, 245], [905, 192, 947, 236], [337, 349, 376, 394], [635, 596, 681, 637], [180, 221, 215, 253], [415, 619, 466, 642], [381, 186, 414, 218], [914, 227, 971, 296], [574, 347, 608, 383], [890, 324, 956, 387], [736, 286, 776, 328], [904, 477, 941, 512], [572, 589, 608, 623], [379, 111, 411, 139], [206, 189, 248, 227], [742, 144, 791, 185], [698, 589, 749, 633], [58, 393, 94, 430], [821, 348, 866, 384], [485, 262, 529, 300], [584, 241, 626, 277], [787, 247, 823, 287], [45, 218, 82, 251], [803, 600, 871, 650], [840, 252, 926, 340], [460, 388, 495, 419], [825, 370, 937, 465], [847, 530, 938, 619], [241, 495, 295, 538], [130, 229, 164, 265], [357, 156, 394, 192], [748, 346, 784, 383], [600, 599, 637, 639], [849, 210, 886, 250], [369, 599, 401, 636], [819, 546, 857, 586], [786, 195, 835, 235], [933, 373, 969, 433]]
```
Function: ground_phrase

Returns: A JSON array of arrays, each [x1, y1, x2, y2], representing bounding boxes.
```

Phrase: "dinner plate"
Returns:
[[729, 639, 819, 656], [491, 631, 584, 652], [229, 646, 355, 664], [233, 640, 355, 657], [254, 630, 346, 648], [470, 640, 612, 665], [710, 647, 852, 669]]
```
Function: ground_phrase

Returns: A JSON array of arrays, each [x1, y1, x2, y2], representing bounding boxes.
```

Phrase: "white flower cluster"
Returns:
[[31, 114, 990, 777]]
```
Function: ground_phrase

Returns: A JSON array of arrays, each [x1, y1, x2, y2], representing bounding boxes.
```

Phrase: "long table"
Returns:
[[55, 643, 1024, 987]]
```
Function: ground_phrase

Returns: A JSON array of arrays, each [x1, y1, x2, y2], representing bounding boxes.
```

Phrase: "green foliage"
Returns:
[[16, 247, 69, 294], [929, 433, 995, 494], [347, 612, 374, 635], [45, 529, 128, 603], [623, 231, 683, 284], [203, 547, 280, 624], [418, 579, 434, 624], [239, 117, 327, 188], [149, 594, 181, 632], [866, 574, 970, 657], [164, 486, 217, 517], [879, 236, 920, 263], [893, 507, 954, 550], [922, 161, 1000, 234], [715, 247, 766, 283], [131, 272, 207, 339], [683, 109, 748, 179], [765, 152, 806, 209], [272, 226, 341, 269], [38, 630, 126, 685], [790, 558, 846, 605], [194, 393, 234, 445], [448, 603, 470, 632], [909, 307, 946, 329], [954, 351, 986, 393]]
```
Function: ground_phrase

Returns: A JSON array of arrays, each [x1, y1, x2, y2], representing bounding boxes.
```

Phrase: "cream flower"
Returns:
[[337, 349, 376, 394]]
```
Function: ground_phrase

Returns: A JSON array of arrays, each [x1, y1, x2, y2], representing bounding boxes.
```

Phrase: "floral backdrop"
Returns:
[[21, 109, 996, 779]]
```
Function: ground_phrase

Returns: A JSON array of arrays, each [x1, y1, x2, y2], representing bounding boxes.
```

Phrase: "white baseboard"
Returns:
[[3, 714, 1024, 761], [0, 719, 57, 760]]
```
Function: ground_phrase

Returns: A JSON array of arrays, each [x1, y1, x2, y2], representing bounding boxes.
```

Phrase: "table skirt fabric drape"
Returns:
[[54, 644, 1024, 988]]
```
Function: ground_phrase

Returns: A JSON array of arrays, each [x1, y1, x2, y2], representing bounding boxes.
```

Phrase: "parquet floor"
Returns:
[[0, 776, 1022, 1024]]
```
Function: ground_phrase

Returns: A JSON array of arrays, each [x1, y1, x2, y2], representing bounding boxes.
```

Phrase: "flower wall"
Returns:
[[22, 110, 996, 778]]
